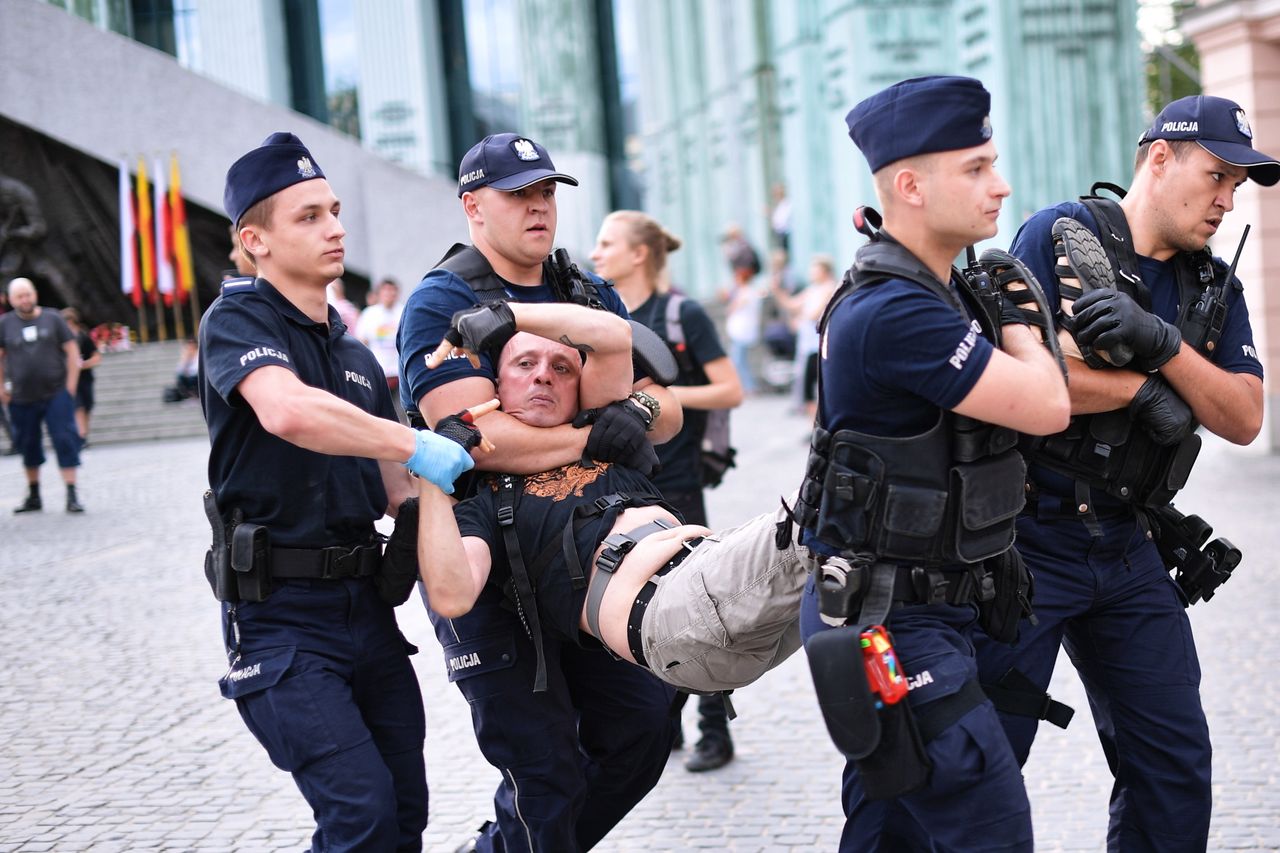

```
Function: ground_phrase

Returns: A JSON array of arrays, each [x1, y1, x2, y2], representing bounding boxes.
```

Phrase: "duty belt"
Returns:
[[270, 542, 382, 580]]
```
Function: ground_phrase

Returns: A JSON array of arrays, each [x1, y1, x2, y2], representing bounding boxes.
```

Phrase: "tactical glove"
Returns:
[[434, 409, 485, 451], [1071, 290, 1181, 373], [1129, 375, 1196, 446], [404, 428, 474, 493], [377, 498, 420, 605], [573, 400, 660, 476], [445, 301, 518, 355]]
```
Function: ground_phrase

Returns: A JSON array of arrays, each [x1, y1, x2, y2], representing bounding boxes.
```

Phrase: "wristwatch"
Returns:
[[627, 390, 661, 431]]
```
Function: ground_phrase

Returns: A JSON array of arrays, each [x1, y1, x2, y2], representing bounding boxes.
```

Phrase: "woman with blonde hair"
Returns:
[[591, 209, 744, 771]]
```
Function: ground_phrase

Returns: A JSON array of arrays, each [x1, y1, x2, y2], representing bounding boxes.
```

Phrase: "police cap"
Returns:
[[457, 133, 579, 198], [1139, 95, 1280, 187], [224, 132, 326, 226], [846, 76, 993, 174]]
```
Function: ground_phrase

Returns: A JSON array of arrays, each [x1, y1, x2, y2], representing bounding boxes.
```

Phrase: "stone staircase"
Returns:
[[88, 340, 207, 446]]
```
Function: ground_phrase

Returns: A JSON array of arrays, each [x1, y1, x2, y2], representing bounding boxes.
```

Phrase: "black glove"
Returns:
[[573, 400, 660, 476], [1071, 290, 1181, 372], [1129, 376, 1196, 446], [434, 409, 484, 451], [445, 301, 517, 354], [376, 498, 419, 606]]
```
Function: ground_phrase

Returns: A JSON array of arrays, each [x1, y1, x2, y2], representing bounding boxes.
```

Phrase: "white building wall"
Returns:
[[0, 0, 465, 290]]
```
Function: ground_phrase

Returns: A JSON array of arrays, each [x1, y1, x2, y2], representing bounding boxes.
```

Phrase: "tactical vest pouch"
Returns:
[[232, 523, 271, 603], [953, 416, 1017, 463], [811, 442, 883, 552], [950, 452, 1026, 563], [1120, 433, 1201, 507], [977, 547, 1035, 644], [879, 485, 948, 560]]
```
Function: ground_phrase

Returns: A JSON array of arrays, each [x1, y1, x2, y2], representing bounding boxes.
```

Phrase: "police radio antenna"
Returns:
[[1223, 224, 1250, 286]]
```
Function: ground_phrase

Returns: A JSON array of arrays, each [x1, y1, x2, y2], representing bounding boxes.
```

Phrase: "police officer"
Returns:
[[590, 209, 745, 771], [397, 133, 682, 852], [793, 76, 1070, 851], [973, 95, 1273, 852], [200, 132, 475, 852]]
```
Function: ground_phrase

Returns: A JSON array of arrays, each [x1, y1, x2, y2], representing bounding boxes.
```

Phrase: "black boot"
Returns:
[[14, 484, 41, 514], [66, 485, 84, 514]]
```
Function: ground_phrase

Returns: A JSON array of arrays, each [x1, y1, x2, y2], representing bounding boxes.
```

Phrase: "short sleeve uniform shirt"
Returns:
[[199, 278, 395, 547]]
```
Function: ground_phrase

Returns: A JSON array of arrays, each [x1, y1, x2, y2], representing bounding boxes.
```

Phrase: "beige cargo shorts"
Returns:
[[640, 497, 812, 693]]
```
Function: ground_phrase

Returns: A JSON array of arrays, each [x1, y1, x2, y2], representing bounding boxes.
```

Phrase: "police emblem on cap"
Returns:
[[981, 115, 992, 140], [512, 139, 539, 161], [1234, 109, 1253, 139], [297, 156, 317, 178]]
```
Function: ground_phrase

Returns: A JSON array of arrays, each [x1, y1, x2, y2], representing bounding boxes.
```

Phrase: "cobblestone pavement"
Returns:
[[1, 393, 1277, 851]]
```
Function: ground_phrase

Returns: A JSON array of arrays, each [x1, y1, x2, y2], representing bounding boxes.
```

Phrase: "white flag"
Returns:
[[154, 156, 175, 299], [118, 159, 133, 296]]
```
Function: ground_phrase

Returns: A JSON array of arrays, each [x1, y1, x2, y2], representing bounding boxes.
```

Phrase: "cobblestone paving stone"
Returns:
[[1, 394, 1277, 851]]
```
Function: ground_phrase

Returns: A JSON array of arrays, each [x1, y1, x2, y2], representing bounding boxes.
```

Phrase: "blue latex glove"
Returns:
[[404, 429, 475, 493]]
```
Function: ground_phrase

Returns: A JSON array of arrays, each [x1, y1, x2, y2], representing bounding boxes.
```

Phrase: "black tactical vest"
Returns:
[[1019, 189, 1236, 509], [793, 237, 1025, 566]]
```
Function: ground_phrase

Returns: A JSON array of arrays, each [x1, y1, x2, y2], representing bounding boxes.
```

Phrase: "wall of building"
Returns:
[[634, 0, 1145, 297], [1185, 0, 1280, 451], [1, 0, 466, 295]]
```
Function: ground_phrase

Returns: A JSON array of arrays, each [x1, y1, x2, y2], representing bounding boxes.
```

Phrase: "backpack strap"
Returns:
[[1079, 184, 1151, 311], [661, 293, 699, 375]]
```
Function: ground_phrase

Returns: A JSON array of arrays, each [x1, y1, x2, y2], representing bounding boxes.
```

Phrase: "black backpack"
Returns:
[[663, 294, 737, 488]]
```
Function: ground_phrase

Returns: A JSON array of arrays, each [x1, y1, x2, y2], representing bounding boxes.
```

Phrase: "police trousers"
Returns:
[[220, 577, 427, 852], [974, 513, 1211, 853], [800, 577, 1033, 852], [425, 582, 675, 853]]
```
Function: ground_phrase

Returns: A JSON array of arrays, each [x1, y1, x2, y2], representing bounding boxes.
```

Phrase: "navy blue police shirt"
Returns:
[[199, 278, 395, 548], [803, 269, 995, 557], [630, 293, 726, 494], [1009, 203, 1263, 519], [397, 262, 631, 412]]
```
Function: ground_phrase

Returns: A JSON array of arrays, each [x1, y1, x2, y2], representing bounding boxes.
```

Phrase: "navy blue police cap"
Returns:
[[846, 76, 993, 173], [1139, 95, 1280, 186], [224, 132, 326, 225], [457, 133, 579, 198]]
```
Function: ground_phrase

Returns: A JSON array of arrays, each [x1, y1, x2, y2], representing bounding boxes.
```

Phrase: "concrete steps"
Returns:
[[87, 340, 207, 446]]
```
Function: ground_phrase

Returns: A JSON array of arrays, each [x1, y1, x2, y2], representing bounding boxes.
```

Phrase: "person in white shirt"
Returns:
[[356, 278, 404, 399]]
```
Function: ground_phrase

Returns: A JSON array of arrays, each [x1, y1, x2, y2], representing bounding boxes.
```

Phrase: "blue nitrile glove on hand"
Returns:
[[404, 428, 475, 493]]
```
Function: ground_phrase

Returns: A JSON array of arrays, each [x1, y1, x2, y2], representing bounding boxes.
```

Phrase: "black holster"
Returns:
[[977, 547, 1036, 644], [1151, 504, 1242, 606], [806, 626, 931, 800]]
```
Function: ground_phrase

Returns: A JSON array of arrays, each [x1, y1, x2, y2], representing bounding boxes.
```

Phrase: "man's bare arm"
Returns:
[[953, 324, 1070, 435], [1159, 347, 1262, 445], [416, 479, 491, 618]]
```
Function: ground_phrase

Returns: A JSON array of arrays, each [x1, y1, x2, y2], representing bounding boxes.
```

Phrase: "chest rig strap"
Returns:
[[495, 474, 551, 692]]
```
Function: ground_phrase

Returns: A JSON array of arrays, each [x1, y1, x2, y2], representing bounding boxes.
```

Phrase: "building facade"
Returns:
[[633, 0, 1146, 298]]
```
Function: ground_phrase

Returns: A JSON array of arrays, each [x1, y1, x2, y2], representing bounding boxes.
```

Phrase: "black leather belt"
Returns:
[[270, 542, 382, 580], [627, 537, 704, 669]]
